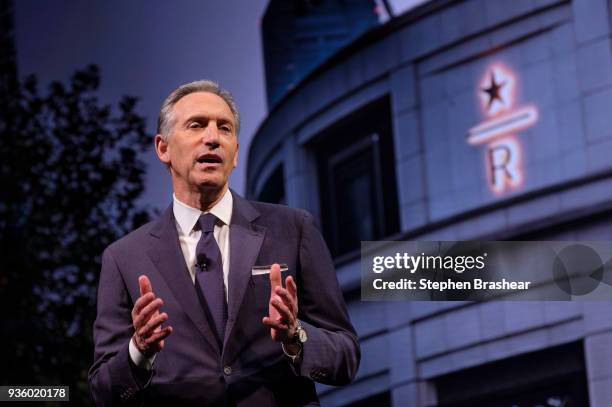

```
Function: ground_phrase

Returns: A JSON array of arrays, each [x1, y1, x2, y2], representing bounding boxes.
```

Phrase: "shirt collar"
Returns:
[[173, 188, 233, 235]]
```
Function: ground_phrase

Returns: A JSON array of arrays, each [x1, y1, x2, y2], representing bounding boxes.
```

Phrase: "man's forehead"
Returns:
[[173, 92, 234, 121]]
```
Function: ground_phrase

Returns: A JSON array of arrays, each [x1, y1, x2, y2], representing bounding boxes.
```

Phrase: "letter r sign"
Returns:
[[487, 137, 522, 193]]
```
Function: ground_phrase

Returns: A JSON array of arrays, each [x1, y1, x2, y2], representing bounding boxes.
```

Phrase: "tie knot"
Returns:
[[197, 213, 218, 233]]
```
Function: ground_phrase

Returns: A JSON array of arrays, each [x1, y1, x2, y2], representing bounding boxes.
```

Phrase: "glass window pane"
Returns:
[[333, 147, 376, 255]]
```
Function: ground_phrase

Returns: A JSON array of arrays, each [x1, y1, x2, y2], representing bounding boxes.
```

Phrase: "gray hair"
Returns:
[[157, 80, 241, 140]]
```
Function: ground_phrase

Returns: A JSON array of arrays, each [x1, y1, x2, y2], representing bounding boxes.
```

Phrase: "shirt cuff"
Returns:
[[129, 337, 156, 371]]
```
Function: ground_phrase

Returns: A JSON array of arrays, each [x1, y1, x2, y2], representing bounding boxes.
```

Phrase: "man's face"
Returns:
[[156, 92, 239, 194]]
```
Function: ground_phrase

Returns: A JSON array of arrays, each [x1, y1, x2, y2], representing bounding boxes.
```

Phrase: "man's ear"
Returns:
[[233, 142, 239, 169], [155, 134, 171, 165]]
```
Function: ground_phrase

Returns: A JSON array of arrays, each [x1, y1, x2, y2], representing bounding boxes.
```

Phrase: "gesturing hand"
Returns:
[[262, 264, 299, 349], [131, 275, 173, 357]]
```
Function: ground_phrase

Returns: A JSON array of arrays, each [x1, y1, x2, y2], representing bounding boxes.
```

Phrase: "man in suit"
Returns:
[[88, 80, 360, 406]]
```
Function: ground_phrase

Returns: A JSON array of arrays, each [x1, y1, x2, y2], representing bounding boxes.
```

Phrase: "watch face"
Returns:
[[298, 328, 307, 343]]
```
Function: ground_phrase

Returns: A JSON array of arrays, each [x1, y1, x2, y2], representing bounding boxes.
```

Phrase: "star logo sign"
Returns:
[[482, 71, 506, 109], [479, 66, 514, 116]]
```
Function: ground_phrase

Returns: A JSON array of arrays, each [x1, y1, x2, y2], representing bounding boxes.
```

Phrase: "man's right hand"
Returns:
[[131, 275, 173, 357]]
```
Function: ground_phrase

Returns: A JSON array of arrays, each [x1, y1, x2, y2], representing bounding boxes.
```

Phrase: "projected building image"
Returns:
[[248, 0, 612, 405]]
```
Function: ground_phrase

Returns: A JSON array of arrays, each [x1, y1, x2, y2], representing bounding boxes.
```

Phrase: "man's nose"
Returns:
[[202, 123, 220, 146]]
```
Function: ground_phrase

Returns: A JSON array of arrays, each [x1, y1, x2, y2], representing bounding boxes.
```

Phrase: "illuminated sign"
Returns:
[[467, 64, 538, 194]]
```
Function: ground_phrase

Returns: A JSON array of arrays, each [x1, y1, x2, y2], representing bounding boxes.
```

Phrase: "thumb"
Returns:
[[139, 275, 153, 296], [269, 263, 282, 294]]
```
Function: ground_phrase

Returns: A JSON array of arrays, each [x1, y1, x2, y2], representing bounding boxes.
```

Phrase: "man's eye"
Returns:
[[188, 122, 202, 129], [221, 126, 232, 132]]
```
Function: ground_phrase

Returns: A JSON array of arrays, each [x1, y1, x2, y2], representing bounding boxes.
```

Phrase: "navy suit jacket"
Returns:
[[88, 191, 360, 406]]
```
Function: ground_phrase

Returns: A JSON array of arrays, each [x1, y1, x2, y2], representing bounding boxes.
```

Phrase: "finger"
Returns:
[[274, 287, 296, 315], [157, 326, 173, 350], [286, 276, 298, 300], [133, 298, 164, 329], [270, 296, 294, 325], [268, 303, 280, 320], [269, 263, 282, 293], [139, 275, 153, 296], [262, 316, 289, 331], [139, 312, 169, 337], [139, 312, 168, 337], [132, 292, 156, 317], [133, 299, 163, 331], [146, 325, 173, 345]]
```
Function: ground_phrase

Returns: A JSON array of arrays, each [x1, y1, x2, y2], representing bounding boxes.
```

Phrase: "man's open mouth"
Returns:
[[196, 154, 223, 164]]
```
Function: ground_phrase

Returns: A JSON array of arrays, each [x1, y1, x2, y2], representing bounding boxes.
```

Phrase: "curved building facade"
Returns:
[[247, 0, 612, 405]]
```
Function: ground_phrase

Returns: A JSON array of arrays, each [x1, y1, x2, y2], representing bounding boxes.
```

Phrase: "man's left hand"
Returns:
[[262, 263, 300, 353]]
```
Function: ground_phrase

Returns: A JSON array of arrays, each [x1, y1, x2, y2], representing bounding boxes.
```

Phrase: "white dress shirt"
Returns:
[[129, 189, 233, 369], [172, 189, 233, 295]]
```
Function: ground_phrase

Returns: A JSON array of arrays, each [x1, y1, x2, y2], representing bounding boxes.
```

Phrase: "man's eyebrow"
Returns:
[[184, 114, 234, 126], [183, 114, 207, 123]]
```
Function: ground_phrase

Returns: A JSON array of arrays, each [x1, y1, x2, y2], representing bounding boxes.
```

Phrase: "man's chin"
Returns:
[[195, 178, 226, 192]]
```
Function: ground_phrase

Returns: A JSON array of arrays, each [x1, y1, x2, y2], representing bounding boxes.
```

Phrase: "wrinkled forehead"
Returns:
[[172, 91, 235, 125]]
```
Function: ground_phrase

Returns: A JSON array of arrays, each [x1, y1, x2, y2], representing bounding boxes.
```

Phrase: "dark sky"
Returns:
[[14, 0, 268, 210]]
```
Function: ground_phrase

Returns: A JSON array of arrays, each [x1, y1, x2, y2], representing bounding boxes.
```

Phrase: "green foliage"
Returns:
[[0, 65, 151, 404]]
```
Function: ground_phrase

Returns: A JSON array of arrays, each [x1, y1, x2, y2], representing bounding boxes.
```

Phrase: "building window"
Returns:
[[316, 96, 399, 258], [435, 341, 589, 407], [348, 391, 391, 406], [257, 165, 286, 205]]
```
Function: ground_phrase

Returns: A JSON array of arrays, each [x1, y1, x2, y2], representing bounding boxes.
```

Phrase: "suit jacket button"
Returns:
[[223, 366, 232, 375]]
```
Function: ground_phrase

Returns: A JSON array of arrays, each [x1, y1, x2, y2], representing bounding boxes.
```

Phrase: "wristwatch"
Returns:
[[283, 321, 307, 363], [294, 320, 308, 344]]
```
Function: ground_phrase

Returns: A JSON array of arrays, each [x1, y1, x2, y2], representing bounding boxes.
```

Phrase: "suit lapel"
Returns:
[[147, 206, 220, 354], [224, 191, 265, 346]]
